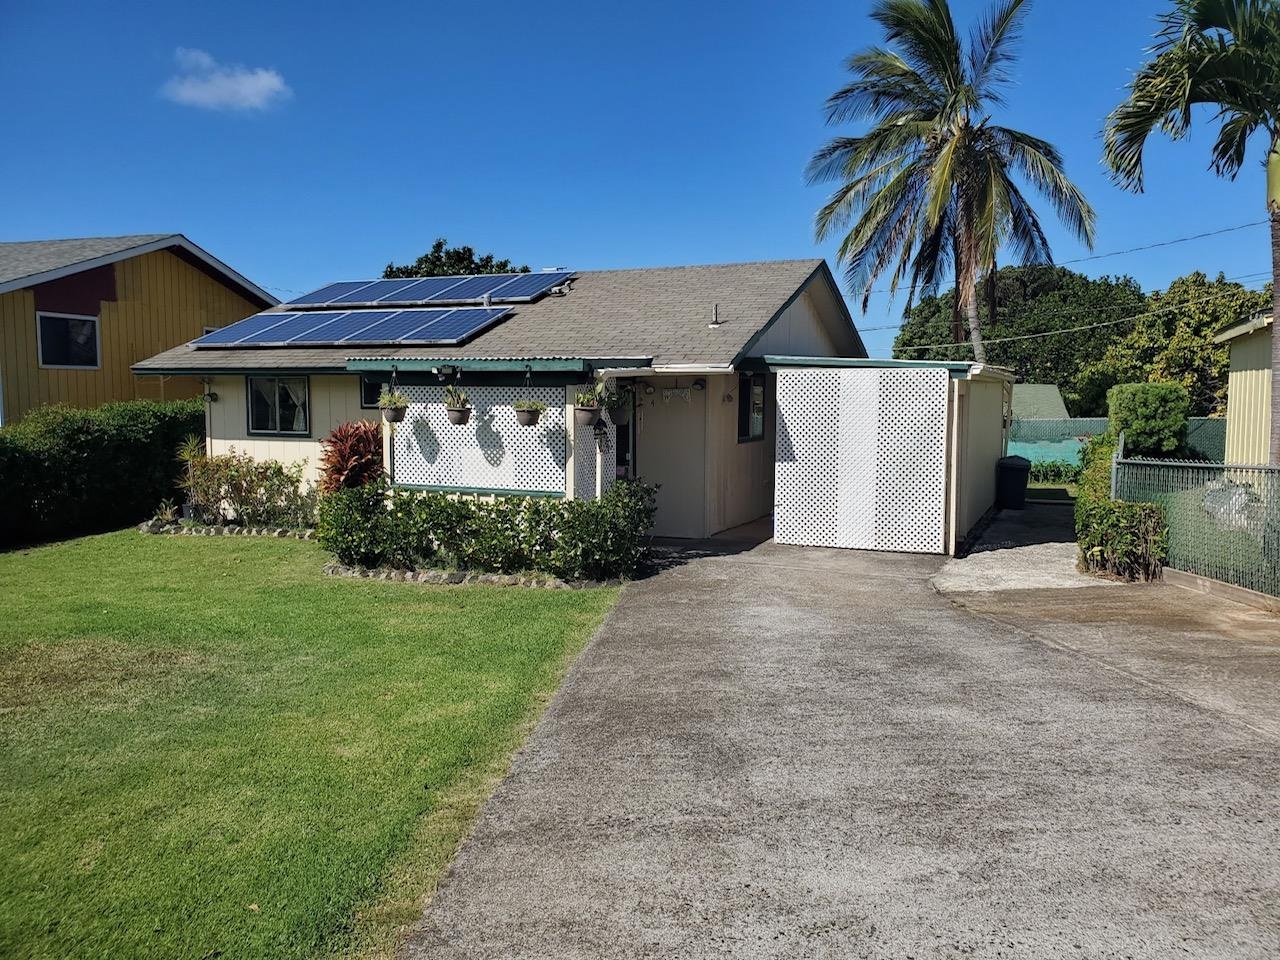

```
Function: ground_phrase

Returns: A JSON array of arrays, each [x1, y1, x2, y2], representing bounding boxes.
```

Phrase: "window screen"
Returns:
[[737, 372, 765, 442]]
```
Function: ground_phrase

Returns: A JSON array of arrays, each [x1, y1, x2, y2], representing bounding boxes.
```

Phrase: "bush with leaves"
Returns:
[[1074, 433, 1166, 581], [317, 480, 658, 580], [1028, 459, 1081, 485], [181, 447, 316, 528], [1106, 382, 1189, 458], [318, 421, 384, 493], [0, 399, 203, 546]]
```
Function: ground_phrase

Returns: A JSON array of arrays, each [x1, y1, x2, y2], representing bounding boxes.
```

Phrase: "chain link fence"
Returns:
[[1113, 457, 1280, 597]]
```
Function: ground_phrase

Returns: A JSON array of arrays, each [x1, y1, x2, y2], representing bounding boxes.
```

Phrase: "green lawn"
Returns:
[[0, 531, 615, 960]]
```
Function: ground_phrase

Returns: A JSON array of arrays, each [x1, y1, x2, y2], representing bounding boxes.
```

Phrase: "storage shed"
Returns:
[[769, 357, 1012, 555], [1215, 311, 1272, 465]]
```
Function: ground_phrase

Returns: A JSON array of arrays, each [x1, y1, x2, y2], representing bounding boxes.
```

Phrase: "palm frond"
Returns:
[[870, 0, 967, 100], [968, 0, 1029, 102]]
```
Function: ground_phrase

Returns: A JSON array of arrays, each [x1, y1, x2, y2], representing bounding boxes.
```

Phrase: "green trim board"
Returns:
[[392, 483, 565, 498], [764, 355, 1013, 380]]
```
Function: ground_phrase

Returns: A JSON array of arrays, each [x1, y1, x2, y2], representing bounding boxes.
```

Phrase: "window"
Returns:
[[247, 377, 309, 435], [37, 312, 99, 368], [737, 372, 765, 442], [359, 377, 385, 409]]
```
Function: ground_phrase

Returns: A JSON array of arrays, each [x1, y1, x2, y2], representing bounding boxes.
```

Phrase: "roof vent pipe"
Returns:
[[482, 293, 492, 307], [708, 303, 722, 329]]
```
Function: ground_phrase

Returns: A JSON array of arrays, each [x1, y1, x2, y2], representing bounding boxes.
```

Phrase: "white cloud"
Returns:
[[161, 47, 292, 111]]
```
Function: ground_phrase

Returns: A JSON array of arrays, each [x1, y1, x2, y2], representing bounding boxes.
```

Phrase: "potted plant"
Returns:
[[514, 398, 547, 427], [378, 386, 409, 423], [444, 384, 472, 425], [604, 384, 633, 425], [574, 384, 603, 428]]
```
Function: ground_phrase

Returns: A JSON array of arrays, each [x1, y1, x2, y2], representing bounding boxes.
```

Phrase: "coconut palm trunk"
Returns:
[[1270, 143, 1280, 463]]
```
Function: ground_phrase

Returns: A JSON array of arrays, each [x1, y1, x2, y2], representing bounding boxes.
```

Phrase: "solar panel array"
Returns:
[[287, 270, 573, 307], [192, 307, 512, 348]]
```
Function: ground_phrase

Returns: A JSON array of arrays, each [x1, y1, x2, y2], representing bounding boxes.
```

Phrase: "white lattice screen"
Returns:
[[568, 383, 617, 500], [391, 384, 567, 494], [775, 367, 950, 554]]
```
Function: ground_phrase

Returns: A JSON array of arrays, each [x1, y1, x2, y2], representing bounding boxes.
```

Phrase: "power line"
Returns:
[[892, 278, 1275, 353], [858, 268, 1272, 334], [846, 218, 1268, 300]]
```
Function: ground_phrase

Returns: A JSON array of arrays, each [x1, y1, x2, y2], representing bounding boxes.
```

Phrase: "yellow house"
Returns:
[[1214, 311, 1272, 464], [0, 234, 275, 426]]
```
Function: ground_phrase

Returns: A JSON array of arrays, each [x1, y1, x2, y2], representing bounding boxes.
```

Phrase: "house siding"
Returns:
[[704, 372, 775, 535], [0, 249, 260, 424], [1224, 326, 1271, 465], [206, 374, 375, 486]]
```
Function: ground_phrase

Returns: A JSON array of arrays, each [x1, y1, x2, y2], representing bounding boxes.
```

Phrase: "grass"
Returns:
[[0, 531, 616, 960], [1027, 481, 1078, 502]]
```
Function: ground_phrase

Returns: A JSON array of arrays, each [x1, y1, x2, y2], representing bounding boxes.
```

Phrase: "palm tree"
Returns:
[[1103, 0, 1280, 462], [807, 0, 1096, 364]]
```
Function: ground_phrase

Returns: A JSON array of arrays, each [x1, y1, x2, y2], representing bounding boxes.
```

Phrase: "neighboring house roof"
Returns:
[[0, 234, 277, 307], [1011, 383, 1069, 418], [1214, 311, 1273, 345], [134, 259, 864, 375]]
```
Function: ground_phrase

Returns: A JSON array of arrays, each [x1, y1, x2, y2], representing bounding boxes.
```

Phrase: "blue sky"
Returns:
[[2, 0, 1272, 355]]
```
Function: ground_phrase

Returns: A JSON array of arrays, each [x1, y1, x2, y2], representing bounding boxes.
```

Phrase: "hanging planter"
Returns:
[[444, 384, 472, 426], [378, 387, 409, 423], [514, 399, 546, 427], [605, 386, 633, 426], [574, 386, 603, 428]]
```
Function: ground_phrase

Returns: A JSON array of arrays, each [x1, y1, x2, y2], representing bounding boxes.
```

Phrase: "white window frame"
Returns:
[[36, 311, 101, 370]]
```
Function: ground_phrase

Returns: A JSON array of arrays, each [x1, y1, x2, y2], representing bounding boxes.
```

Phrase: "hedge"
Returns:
[[317, 480, 658, 581], [1107, 382, 1189, 458], [1074, 433, 1166, 581], [0, 399, 204, 547]]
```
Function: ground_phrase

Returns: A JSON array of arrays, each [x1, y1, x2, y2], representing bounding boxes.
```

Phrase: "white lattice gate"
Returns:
[[775, 367, 950, 554]]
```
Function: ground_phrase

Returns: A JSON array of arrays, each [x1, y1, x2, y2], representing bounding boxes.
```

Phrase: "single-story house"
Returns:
[[1011, 382, 1069, 419], [0, 234, 274, 426], [135, 259, 1009, 550], [1215, 311, 1272, 464]]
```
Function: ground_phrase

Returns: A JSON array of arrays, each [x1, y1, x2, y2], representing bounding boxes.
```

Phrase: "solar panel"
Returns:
[[287, 310, 399, 344], [288, 281, 375, 305], [193, 307, 512, 347], [326, 279, 422, 304], [283, 271, 574, 308], [193, 312, 300, 345], [371, 276, 472, 303]]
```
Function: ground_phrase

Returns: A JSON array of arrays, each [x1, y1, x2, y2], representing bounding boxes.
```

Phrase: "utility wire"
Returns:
[[893, 278, 1275, 353], [858, 268, 1272, 334]]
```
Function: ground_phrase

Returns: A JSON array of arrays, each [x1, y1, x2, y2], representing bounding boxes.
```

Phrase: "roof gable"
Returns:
[[0, 234, 276, 307]]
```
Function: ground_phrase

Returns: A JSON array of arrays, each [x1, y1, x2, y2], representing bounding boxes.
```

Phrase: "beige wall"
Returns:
[[634, 376, 707, 537], [704, 373, 774, 535], [206, 374, 376, 486], [949, 377, 1008, 550], [749, 290, 839, 357], [0, 250, 260, 424], [1225, 327, 1271, 464]]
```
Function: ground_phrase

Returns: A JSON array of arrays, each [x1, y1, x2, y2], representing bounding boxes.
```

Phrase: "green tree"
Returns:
[[892, 265, 1145, 413], [1103, 0, 1280, 459], [807, 0, 1096, 363], [383, 238, 529, 278], [1075, 272, 1271, 416]]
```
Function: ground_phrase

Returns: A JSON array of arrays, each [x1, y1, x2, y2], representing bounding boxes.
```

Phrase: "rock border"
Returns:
[[138, 520, 315, 540], [323, 562, 618, 590]]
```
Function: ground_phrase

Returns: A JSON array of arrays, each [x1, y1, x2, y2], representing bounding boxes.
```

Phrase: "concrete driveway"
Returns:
[[403, 532, 1280, 959]]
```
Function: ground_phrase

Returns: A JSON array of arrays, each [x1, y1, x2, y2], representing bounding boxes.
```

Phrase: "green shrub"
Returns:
[[1107, 382, 1189, 457], [317, 479, 394, 567], [1074, 433, 1167, 580], [318, 480, 658, 580], [1029, 459, 1081, 485], [180, 447, 316, 528], [0, 399, 203, 547]]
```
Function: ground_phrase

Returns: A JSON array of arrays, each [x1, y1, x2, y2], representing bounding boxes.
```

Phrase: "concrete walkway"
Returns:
[[403, 539, 1280, 959]]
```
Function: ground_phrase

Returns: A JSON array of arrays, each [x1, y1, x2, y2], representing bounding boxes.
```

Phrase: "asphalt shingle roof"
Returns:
[[135, 259, 840, 373], [1011, 383, 1069, 419], [0, 234, 174, 286]]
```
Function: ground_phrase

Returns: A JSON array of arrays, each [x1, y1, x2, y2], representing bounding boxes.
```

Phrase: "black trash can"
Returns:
[[996, 455, 1032, 510]]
